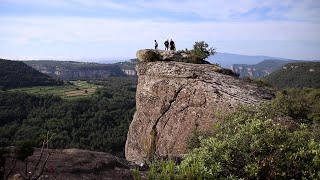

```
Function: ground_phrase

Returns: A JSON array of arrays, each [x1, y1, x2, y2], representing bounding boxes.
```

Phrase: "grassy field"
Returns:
[[8, 81, 101, 100]]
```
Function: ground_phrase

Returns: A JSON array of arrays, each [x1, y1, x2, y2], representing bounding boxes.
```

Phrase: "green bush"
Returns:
[[147, 88, 320, 179], [243, 77, 272, 87], [269, 89, 320, 123], [178, 41, 216, 64], [191, 41, 216, 60], [15, 140, 35, 161], [179, 109, 320, 179], [186, 130, 212, 151]]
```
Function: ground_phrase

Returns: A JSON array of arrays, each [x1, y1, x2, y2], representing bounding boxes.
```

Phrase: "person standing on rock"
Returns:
[[170, 39, 175, 51], [164, 39, 169, 51], [154, 40, 158, 50]]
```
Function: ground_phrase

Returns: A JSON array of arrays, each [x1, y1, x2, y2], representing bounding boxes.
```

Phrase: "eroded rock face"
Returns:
[[125, 53, 273, 163]]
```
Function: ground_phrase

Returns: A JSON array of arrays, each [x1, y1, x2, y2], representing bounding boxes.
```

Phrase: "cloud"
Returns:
[[0, 0, 319, 59], [1, 0, 319, 22], [1, 17, 319, 44]]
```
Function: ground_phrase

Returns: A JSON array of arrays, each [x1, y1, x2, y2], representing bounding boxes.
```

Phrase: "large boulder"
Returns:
[[125, 54, 274, 163]]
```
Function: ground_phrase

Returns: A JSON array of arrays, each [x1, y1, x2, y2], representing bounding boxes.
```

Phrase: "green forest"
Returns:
[[0, 59, 63, 89], [1, 58, 320, 179], [264, 62, 320, 89], [0, 77, 137, 154]]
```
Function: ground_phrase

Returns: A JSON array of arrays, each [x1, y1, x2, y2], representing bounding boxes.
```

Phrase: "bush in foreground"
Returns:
[[177, 108, 320, 179], [142, 89, 320, 179]]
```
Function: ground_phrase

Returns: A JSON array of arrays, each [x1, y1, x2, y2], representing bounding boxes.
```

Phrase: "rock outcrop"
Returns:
[[125, 49, 274, 163], [7, 148, 138, 180], [136, 49, 209, 64]]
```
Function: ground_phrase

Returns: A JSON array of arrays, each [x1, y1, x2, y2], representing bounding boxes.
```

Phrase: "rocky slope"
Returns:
[[7, 148, 139, 180], [125, 50, 274, 163]]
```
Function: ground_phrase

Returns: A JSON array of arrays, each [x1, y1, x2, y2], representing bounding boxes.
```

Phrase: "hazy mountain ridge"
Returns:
[[208, 52, 292, 68], [24, 60, 137, 80], [232, 59, 303, 78]]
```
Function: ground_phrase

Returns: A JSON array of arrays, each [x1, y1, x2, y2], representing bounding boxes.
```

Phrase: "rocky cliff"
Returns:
[[231, 59, 302, 78], [24, 60, 136, 80], [125, 49, 274, 163]]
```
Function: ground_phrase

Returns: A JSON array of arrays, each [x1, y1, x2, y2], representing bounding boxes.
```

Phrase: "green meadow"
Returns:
[[8, 81, 100, 100]]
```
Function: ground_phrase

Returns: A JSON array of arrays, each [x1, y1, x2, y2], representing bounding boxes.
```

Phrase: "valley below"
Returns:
[[1, 54, 319, 179]]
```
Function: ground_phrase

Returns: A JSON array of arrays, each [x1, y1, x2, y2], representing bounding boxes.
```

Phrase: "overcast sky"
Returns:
[[0, 0, 319, 61]]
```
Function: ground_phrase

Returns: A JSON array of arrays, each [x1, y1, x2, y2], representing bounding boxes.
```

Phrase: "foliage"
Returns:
[[267, 88, 320, 123], [147, 159, 178, 180], [0, 59, 63, 89], [146, 88, 320, 179], [191, 41, 216, 60], [178, 107, 320, 179], [243, 77, 272, 88], [264, 62, 320, 89], [131, 168, 142, 180], [186, 130, 212, 151], [178, 41, 216, 64], [0, 77, 137, 155], [15, 140, 35, 161]]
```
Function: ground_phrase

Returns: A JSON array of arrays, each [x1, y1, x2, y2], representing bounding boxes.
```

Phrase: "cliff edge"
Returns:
[[125, 49, 273, 163]]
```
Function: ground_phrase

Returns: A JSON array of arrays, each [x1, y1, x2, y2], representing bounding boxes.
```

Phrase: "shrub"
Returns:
[[15, 140, 35, 161], [146, 88, 320, 179], [191, 41, 216, 60], [178, 41, 216, 64], [179, 108, 320, 179]]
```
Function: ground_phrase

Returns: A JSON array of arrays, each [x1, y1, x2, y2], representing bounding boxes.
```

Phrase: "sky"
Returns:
[[0, 0, 319, 61]]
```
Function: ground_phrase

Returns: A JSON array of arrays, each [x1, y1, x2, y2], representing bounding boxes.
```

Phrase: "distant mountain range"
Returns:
[[8, 52, 318, 81], [24, 60, 137, 80], [231, 59, 304, 78], [208, 52, 292, 68]]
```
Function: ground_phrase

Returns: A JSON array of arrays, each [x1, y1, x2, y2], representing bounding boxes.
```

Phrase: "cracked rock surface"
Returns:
[[125, 61, 274, 163]]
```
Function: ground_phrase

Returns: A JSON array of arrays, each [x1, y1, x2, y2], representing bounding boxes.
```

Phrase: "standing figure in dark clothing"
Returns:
[[154, 40, 158, 50], [164, 39, 169, 51], [169, 39, 175, 51]]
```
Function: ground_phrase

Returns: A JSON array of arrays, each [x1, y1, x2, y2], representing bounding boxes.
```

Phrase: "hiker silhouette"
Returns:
[[169, 39, 175, 51], [154, 40, 158, 50], [164, 40, 169, 51]]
